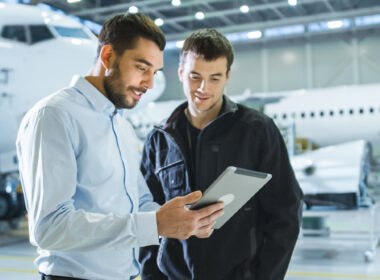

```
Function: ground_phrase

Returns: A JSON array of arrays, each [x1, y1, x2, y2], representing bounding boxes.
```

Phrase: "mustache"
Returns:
[[128, 86, 148, 93]]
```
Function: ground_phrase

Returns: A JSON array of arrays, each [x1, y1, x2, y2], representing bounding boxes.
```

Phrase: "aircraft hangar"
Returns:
[[1, 0, 380, 279]]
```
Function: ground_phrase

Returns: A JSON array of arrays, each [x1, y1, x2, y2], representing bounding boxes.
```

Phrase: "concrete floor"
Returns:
[[1, 203, 380, 280]]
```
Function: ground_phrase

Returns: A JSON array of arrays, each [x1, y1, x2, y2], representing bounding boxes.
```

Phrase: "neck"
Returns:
[[186, 98, 223, 130], [84, 62, 107, 96]]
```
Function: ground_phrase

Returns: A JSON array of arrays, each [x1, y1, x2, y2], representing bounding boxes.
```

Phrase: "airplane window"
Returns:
[[339, 109, 344, 115], [310, 112, 315, 118], [282, 113, 287, 119], [29, 25, 54, 44], [320, 111, 324, 117], [1, 25, 26, 43], [273, 114, 277, 120], [349, 109, 354, 115], [53, 26, 90, 39], [329, 110, 334, 116], [369, 107, 374, 113], [359, 108, 364, 114], [300, 112, 306, 118]]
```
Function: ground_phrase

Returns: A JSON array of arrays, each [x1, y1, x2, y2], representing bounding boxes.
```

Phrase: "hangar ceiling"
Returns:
[[37, 0, 380, 41]]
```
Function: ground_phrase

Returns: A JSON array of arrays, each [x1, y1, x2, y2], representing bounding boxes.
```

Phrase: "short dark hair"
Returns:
[[97, 13, 166, 58], [179, 28, 234, 73]]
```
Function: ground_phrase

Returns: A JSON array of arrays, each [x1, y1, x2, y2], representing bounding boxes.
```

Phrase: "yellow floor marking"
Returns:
[[0, 267, 37, 274], [287, 271, 380, 279], [0, 255, 35, 261]]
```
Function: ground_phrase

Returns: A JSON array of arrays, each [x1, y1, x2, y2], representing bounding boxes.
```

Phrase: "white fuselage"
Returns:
[[264, 83, 380, 148]]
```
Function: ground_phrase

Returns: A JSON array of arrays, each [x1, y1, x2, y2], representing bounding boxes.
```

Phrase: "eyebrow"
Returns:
[[135, 59, 163, 72], [190, 71, 223, 77]]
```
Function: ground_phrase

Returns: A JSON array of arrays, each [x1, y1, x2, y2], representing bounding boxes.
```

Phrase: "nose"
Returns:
[[142, 70, 154, 89], [198, 79, 208, 92]]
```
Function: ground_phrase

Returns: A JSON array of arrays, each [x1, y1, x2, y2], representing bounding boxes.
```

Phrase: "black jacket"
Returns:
[[139, 96, 303, 280]]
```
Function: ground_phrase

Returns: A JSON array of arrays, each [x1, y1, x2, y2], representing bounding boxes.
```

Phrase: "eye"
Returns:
[[136, 65, 147, 72], [190, 74, 200, 80]]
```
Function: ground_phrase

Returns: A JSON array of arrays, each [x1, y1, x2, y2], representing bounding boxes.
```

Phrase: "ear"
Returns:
[[178, 66, 184, 83], [226, 69, 231, 81], [99, 45, 115, 70]]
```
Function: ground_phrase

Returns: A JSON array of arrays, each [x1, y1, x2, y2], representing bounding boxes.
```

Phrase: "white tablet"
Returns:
[[190, 166, 272, 229]]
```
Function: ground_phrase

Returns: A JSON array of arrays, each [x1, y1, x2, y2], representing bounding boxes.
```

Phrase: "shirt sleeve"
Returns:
[[16, 107, 159, 252]]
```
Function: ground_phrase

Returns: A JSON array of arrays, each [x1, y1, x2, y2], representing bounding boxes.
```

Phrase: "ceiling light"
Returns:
[[327, 20, 343, 29], [176, 40, 184, 48], [42, 11, 48, 17], [247, 31, 262, 39], [171, 0, 181, 6], [288, 0, 297, 6], [155, 18, 164, 26], [240, 5, 249, 13], [195, 12, 205, 20], [67, 0, 82, 3], [44, 18, 51, 24], [129, 6, 138, 14]]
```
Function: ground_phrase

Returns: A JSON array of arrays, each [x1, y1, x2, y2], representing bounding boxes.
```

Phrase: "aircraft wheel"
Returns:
[[364, 250, 374, 263], [0, 194, 10, 219]]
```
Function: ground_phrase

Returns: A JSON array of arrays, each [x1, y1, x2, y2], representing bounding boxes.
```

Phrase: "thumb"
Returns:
[[180, 191, 202, 205]]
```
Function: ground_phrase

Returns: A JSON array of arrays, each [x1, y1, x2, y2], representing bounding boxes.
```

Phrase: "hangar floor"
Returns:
[[1, 205, 380, 280]]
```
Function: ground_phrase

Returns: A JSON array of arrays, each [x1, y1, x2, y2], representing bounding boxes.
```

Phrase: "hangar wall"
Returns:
[[160, 31, 380, 101]]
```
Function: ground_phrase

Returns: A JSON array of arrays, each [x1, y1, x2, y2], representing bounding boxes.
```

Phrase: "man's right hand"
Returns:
[[156, 191, 224, 240]]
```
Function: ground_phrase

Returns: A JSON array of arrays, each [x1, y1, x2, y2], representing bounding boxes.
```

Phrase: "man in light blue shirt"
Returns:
[[16, 13, 224, 280]]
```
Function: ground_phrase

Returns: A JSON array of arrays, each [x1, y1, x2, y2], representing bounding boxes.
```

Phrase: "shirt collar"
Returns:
[[70, 75, 116, 116]]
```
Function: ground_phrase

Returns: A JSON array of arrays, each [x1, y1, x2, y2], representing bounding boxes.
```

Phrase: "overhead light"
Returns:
[[247, 30, 262, 39], [129, 6, 138, 14], [327, 20, 343, 29], [176, 40, 184, 48], [195, 12, 205, 20], [155, 18, 164, 26], [53, 14, 61, 20], [0, 3, 5, 8], [42, 11, 49, 17], [240, 5, 249, 13], [171, 0, 181, 6], [44, 18, 51, 24], [67, 0, 82, 3], [288, 0, 297, 6]]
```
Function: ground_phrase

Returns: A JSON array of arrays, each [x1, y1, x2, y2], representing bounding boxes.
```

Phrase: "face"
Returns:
[[103, 37, 163, 109], [178, 52, 230, 114]]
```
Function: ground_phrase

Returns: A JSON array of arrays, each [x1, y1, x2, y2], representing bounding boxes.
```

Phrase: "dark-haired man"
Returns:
[[16, 14, 223, 280], [140, 28, 303, 280]]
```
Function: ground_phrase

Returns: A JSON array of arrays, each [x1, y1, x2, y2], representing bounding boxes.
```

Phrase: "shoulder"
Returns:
[[234, 103, 275, 131]]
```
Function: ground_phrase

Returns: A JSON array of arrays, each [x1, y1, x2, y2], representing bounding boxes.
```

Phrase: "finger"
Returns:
[[195, 223, 215, 238], [198, 209, 224, 227], [195, 201, 224, 218], [178, 191, 202, 205]]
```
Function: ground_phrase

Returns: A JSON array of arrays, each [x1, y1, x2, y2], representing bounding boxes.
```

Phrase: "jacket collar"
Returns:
[[161, 95, 238, 130]]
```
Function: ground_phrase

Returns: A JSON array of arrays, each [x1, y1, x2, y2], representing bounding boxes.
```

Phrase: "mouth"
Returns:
[[195, 94, 210, 101], [131, 88, 145, 100]]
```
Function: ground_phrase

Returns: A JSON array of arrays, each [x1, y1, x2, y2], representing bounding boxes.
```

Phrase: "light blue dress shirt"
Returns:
[[16, 76, 160, 280]]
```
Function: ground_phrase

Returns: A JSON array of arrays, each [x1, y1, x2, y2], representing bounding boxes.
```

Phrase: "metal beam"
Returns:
[[72, 0, 226, 16], [165, 5, 380, 40]]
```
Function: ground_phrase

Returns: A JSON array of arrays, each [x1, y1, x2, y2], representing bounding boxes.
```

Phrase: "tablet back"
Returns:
[[190, 166, 272, 229]]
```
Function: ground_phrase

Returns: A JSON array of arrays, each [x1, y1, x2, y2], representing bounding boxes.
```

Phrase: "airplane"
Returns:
[[124, 83, 380, 209], [0, 3, 166, 224]]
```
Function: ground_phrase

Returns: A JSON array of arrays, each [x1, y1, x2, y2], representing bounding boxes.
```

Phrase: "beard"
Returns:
[[103, 60, 145, 109]]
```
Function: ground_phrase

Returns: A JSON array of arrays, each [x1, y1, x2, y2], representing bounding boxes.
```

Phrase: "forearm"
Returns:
[[32, 206, 159, 252]]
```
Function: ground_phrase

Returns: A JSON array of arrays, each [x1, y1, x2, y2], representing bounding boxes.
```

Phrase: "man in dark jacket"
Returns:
[[139, 28, 303, 280]]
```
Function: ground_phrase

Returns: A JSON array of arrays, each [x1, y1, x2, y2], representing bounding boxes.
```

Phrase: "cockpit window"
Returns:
[[29, 25, 54, 44], [1, 25, 27, 43], [53, 26, 90, 39]]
